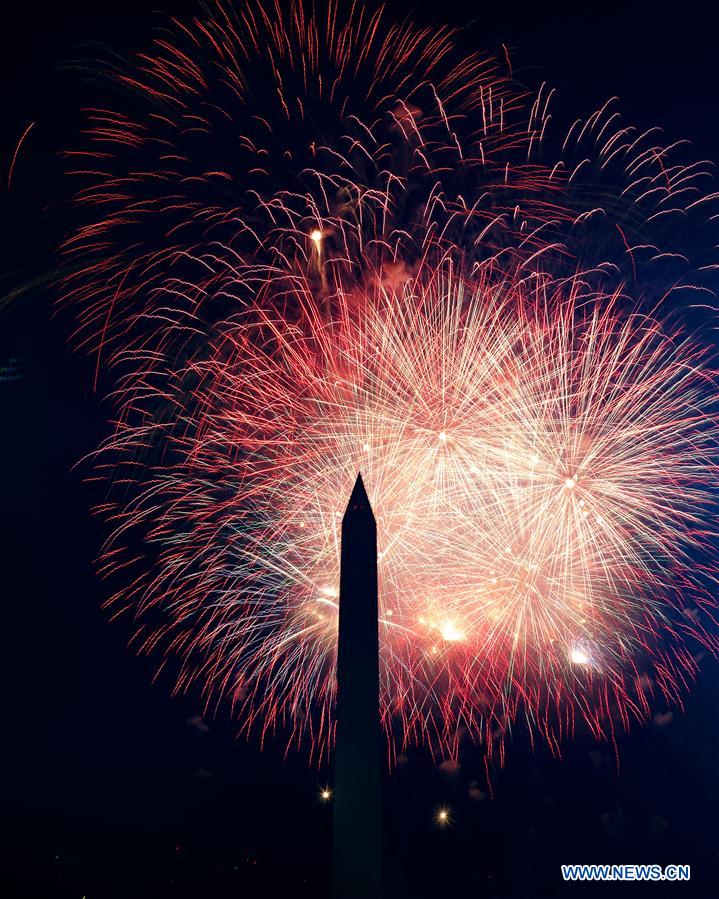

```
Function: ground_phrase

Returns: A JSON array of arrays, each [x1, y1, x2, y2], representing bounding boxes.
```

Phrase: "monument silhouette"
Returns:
[[331, 473, 382, 898]]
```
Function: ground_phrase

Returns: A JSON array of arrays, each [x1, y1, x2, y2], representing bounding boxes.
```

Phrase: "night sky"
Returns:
[[3, 2, 719, 897]]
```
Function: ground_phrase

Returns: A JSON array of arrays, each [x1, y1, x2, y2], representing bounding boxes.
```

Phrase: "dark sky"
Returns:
[[2, 2, 719, 898]]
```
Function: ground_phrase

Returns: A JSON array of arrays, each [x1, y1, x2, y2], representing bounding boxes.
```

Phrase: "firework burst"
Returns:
[[60, 0, 719, 763], [94, 267, 719, 760], [61, 0, 716, 374]]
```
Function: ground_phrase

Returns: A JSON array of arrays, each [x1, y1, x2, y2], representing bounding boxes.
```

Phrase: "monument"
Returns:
[[331, 473, 382, 898]]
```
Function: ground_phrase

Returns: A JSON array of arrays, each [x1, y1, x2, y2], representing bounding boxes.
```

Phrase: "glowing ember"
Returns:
[[440, 621, 465, 643], [570, 647, 591, 666]]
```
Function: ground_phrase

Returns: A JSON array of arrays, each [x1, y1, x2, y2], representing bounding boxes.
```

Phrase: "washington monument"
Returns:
[[331, 473, 382, 898]]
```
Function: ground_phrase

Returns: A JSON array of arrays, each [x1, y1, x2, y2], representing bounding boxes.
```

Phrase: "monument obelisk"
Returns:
[[331, 473, 382, 898]]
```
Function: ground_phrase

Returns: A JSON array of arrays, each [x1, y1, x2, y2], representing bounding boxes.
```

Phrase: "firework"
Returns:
[[93, 267, 719, 760], [60, 0, 719, 762], [61, 0, 716, 374]]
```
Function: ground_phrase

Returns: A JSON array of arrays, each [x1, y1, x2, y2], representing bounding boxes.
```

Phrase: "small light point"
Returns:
[[570, 646, 590, 665], [440, 620, 464, 642]]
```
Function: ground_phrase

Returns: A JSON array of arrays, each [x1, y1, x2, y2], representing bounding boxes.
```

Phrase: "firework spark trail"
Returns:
[[93, 267, 719, 760], [58, 0, 719, 762], [7, 121, 35, 190]]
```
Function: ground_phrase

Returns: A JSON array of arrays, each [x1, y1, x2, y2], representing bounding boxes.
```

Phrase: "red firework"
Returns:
[[59, 0, 719, 762], [90, 265, 719, 761]]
